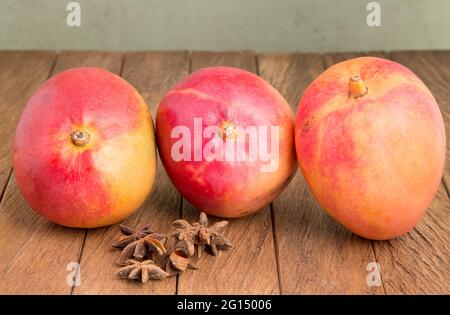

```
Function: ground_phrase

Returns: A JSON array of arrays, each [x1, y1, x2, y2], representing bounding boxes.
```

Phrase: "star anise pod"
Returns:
[[152, 236, 196, 276], [165, 238, 199, 276], [112, 224, 167, 265], [112, 224, 153, 249], [171, 212, 233, 257], [165, 250, 199, 276], [116, 259, 169, 282], [116, 233, 167, 265]]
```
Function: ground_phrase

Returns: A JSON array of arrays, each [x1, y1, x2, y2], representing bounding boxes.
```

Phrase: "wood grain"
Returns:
[[322, 51, 388, 71], [257, 52, 385, 294], [52, 51, 124, 74], [370, 51, 450, 294], [0, 51, 55, 201], [0, 51, 58, 294], [177, 52, 280, 294], [74, 52, 189, 294], [389, 51, 450, 190]]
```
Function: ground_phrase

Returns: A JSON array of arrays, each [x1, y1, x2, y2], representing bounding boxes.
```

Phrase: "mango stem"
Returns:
[[71, 130, 90, 147], [220, 121, 237, 141], [348, 74, 368, 98]]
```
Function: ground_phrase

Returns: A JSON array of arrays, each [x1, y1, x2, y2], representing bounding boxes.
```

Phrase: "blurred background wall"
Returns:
[[1, 0, 449, 52]]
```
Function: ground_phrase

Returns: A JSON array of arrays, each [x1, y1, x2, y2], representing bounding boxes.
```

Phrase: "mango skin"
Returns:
[[13, 67, 156, 228], [295, 57, 446, 240], [156, 67, 297, 218]]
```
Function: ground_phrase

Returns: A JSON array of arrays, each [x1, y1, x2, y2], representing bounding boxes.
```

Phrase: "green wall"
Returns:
[[1, 0, 449, 52]]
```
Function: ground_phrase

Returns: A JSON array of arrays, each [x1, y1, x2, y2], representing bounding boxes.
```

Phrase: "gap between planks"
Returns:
[[66, 52, 126, 294], [258, 47, 284, 295], [71, 52, 128, 295], [258, 52, 387, 294], [328, 51, 389, 295], [258, 52, 284, 295], [377, 51, 450, 294], [177, 51, 281, 295], [0, 51, 69, 294], [0, 168, 13, 206], [0, 52, 57, 205], [269, 202, 284, 294], [72, 51, 188, 294]]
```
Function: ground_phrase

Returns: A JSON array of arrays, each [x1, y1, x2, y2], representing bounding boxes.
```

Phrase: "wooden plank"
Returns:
[[0, 51, 58, 294], [191, 51, 257, 71], [177, 51, 280, 295], [53, 51, 124, 74], [257, 52, 385, 294], [0, 51, 124, 294], [373, 185, 449, 294], [0, 51, 67, 294], [371, 51, 450, 294], [74, 52, 189, 294], [389, 51, 450, 190], [322, 52, 387, 70], [0, 52, 55, 201]]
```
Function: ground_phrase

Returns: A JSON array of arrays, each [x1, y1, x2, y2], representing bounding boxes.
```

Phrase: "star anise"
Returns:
[[162, 237, 199, 276], [113, 224, 167, 265], [166, 250, 199, 276], [171, 212, 233, 257], [112, 213, 233, 282], [112, 224, 153, 249], [116, 259, 169, 282]]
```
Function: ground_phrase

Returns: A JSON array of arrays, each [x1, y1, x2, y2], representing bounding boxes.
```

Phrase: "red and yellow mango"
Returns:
[[13, 67, 156, 228], [295, 57, 446, 240], [157, 67, 297, 218]]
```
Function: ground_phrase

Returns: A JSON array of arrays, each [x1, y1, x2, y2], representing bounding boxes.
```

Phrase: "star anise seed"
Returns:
[[112, 224, 153, 249], [165, 251, 199, 276], [117, 259, 169, 282], [116, 233, 167, 265], [172, 219, 191, 229], [175, 239, 196, 257], [170, 212, 232, 258], [169, 251, 189, 271]]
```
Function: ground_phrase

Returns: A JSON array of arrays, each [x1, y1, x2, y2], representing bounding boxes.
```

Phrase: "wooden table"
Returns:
[[0, 50, 448, 295]]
